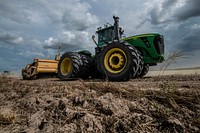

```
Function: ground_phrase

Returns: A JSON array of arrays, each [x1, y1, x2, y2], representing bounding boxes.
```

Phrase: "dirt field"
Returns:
[[0, 73, 200, 133], [147, 69, 200, 76]]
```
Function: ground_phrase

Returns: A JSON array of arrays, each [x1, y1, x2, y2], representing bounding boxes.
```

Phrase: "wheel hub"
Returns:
[[109, 53, 125, 69], [104, 48, 127, 74], [60, 57, 72, 76]]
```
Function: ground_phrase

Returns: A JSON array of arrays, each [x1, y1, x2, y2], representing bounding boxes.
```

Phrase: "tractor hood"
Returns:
[[123, 33, 161, 41]]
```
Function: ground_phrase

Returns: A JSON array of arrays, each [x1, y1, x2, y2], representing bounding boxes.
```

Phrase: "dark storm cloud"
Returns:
[[176, 30, 200, 52], [0, 1, 30, 23], [149, 0, 178, 25], [149, 9, 160, 25], [62, 13, 89, 31], [42, 30, 91, 52], [149, 0, 200, 25], [175, 0, 200, 21], [161, 0, 178, 9], [61, 10, 98, 31], [147, 0, 178, 25], [0, 32, 23, 45], [43, 42, 80, 52]]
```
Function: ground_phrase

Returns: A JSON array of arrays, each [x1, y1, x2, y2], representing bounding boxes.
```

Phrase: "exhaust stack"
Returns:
[[113, 16, 120, 40]]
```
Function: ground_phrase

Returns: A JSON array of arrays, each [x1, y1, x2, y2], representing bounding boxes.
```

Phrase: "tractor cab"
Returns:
[[96, 26, 113, 46], [96, 17, 124, 47]]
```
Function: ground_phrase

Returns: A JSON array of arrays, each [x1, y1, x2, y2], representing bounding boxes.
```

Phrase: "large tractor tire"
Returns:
[[133, 51, 144, 78], [97, 41, 140, 81], [139, 64, 149, 78], [58, 52, 82, 79], [79, 54, 93, 79], [90, 57, 103, 79]]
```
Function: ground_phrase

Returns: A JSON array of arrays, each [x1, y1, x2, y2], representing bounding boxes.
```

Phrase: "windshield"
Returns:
[[98, 27, 113, 44]]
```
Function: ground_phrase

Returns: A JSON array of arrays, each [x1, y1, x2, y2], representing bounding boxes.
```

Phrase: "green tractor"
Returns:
[[58, 16, 164, 81]]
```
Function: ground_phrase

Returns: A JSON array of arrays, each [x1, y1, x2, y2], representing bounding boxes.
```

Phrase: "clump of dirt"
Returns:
[[0, 108, 16, 125], [0, 75, 199, 132]]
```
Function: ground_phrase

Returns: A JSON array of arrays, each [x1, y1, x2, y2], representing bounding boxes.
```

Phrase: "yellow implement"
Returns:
[[22, 46, 60, 79]]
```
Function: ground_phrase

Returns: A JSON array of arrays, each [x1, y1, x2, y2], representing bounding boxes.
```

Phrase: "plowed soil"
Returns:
[[0, 74, 200, 133]]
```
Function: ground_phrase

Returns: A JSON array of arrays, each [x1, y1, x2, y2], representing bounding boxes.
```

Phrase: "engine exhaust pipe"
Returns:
[[113, 16, 120, 40]]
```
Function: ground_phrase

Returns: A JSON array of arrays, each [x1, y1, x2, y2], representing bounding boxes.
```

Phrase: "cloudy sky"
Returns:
[[0, 0, 200, 72]]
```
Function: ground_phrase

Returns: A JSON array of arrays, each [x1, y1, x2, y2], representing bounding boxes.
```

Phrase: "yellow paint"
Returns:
[[104, 48, 127, 74], [60, 57, 72, 76]]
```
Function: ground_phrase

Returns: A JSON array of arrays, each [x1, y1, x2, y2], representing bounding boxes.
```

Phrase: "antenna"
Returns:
[[104, 19, 113, 26], [106, 22, 112, 26]]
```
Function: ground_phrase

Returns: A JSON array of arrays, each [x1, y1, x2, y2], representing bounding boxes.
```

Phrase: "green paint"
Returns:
[[96, 25, 164, 65]]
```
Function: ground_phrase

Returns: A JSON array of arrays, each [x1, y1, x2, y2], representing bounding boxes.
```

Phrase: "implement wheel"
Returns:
[[98, 41, 140, 81], [58, 52, 82, 79]]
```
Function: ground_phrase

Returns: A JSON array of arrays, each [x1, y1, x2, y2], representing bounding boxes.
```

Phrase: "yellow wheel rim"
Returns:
[[60, 57, 72, 76], [104, 48, 127, 74]]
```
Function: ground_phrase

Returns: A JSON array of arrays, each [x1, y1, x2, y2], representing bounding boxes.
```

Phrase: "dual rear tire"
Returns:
[[58, 52, 82, 79], [58, 52, 93, 79]]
